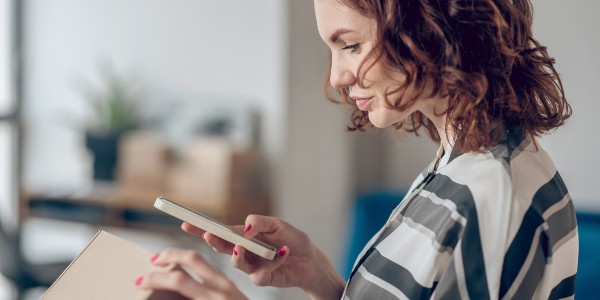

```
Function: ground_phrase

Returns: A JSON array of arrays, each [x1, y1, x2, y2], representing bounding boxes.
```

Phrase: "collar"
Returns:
[[433, 126, 529, 172]]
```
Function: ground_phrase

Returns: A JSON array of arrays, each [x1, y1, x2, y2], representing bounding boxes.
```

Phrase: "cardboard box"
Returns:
[[117, 132, 171, 190], [165, 138, 268, 212], [42, 230, 187, 300]]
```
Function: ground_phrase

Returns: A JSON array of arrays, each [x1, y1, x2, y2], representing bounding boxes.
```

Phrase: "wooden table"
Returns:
[[21, 182, 271, 230]]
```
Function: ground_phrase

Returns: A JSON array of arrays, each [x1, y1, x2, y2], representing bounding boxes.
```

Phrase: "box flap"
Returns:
[[42, 230, 187, 300]]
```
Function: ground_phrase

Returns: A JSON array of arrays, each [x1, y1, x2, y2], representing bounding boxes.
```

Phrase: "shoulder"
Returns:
[[435, 133, 563, 213], [432, 150, 512, 216], [424, 137, 559, 237]]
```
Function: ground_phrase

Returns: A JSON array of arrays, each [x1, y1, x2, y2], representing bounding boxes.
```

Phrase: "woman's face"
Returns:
[[314, 0, 440, 128]]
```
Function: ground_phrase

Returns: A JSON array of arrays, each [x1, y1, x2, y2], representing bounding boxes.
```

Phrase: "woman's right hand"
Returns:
[[181, 215, 345, 300]]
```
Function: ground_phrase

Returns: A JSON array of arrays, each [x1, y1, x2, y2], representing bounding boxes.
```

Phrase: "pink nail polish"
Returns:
[[135, 276, 143, 286], [278, 247, 286, 257], [150, 253, 159, 263], [233, 247, 238, 256], [202, 232, 207, 240], [243, 224, 252, 234]]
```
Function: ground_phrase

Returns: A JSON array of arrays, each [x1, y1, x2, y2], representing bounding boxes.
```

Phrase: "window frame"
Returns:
[[0, 0, 22, 234]]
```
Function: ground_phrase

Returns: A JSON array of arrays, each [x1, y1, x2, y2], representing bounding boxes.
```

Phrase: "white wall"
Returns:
[[277, 1, 353, 298], [532, 0, 600, 211], [23, 0, 287, 192], [383, 133, 437, 189], [0, 0, 13, 114]]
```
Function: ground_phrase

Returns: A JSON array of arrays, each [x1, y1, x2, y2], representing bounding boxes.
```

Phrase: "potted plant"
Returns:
[[80, 69, 140, 181]]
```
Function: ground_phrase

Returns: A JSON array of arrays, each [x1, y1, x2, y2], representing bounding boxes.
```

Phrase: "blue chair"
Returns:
[[341, 190, 405, 279], [575, 212, 600, 299]]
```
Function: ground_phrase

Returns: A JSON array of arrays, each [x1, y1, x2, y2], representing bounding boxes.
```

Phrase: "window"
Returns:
[[0, 0, 13, 115], [0, 0, 19, 233], [0, 124, 17, 232]]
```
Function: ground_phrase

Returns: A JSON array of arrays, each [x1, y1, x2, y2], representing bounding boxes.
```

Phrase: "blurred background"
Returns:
[[0, 0, 598, 299]]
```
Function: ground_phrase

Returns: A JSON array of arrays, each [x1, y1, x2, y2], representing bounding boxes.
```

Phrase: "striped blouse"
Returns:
[[342, 128, 578, 299]]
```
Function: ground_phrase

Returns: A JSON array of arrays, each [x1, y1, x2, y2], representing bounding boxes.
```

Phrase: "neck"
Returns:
[[437, 116, 451, 151], [420, 97, 451, 151]]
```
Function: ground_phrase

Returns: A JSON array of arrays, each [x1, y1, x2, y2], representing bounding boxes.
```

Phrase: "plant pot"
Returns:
[[85, 133, 120, 181]]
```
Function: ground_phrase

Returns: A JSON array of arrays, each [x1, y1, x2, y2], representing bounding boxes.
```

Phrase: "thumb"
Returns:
[[249, 246, 290, 286], [262, 245, 290, 271], [243, 215, 281, 239]]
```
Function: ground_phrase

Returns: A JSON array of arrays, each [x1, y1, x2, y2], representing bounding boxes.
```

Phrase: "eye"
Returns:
[[341, 43, 361, 53]]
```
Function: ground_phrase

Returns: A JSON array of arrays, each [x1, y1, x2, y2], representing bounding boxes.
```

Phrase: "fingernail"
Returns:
[[233, 247, 238, 256], [243, 224, 252, 234], [135, 276, 143, 286], [278, 247, 286, 257], [150, 253, 159, 263], [202, 232, 207, 240]]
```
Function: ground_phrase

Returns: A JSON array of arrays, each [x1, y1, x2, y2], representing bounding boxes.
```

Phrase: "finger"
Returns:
[[152, 248, 230, 289], [181, 221, 234, 254], [243, 215, 282, 239], [230, 245, 253, 274], [180, 223, 230, 254], [182, 222, 244, 236], [138, 270, 209, 299], [231, 244, 290, 284], [203, 225, 245, 254], [203, 232, 234, 254], [230, 224, 245, 234], [181, 222, 205, 236], [181, 222, 233, 255], [248, 246, 290, 287]]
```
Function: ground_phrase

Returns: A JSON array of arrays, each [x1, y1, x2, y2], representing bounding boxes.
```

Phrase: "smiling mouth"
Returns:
[[353, 97, 373, 111]]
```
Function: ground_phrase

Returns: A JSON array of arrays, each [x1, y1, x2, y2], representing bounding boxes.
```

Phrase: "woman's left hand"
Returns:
[[135, 248, 248, 300]]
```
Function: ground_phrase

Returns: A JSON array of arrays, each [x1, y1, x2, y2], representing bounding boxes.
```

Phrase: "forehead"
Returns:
[[314, 0, 374, 43]]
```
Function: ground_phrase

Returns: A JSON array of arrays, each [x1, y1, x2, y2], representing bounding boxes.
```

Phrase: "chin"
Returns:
[[367, 108, 408, 129], [367, 113, 394, 128], [369, 118, 394, 128]]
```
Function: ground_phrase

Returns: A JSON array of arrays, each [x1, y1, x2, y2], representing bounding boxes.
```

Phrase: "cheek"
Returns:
[[360, 62, 385, 85], [363, 65, 407, 97]]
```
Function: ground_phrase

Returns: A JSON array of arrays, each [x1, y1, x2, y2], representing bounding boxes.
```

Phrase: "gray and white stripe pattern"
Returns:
[[343, 128, 578, 299]]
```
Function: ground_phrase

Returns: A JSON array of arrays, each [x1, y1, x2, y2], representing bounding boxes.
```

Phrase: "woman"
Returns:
[[136, 0, 577, 298]]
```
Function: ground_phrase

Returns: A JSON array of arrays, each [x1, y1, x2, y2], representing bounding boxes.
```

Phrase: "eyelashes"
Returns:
[[342, 43, 361, 53]]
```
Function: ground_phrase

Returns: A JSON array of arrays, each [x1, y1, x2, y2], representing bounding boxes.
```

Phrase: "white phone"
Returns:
[[154, 197, 277, 260]]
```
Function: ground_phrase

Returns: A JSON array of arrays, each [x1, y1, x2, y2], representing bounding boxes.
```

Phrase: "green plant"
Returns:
[[79, 67, 140, 135]]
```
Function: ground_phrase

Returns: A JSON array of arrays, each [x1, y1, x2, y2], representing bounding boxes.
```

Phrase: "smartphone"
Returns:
[[154, 197, 277, 260]]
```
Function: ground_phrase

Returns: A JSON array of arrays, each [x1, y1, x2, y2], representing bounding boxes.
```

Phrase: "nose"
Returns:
[[329, 54, 356, 89]]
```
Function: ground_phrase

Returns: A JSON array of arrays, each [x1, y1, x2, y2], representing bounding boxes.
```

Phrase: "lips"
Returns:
[[351, 96, 373, 111]]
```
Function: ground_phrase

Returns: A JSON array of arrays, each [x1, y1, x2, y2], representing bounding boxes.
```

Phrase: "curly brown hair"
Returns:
[[325, 0, 571, 152]]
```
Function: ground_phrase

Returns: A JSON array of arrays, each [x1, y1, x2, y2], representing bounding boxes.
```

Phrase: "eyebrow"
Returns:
[[329, 28, 353, 43]]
